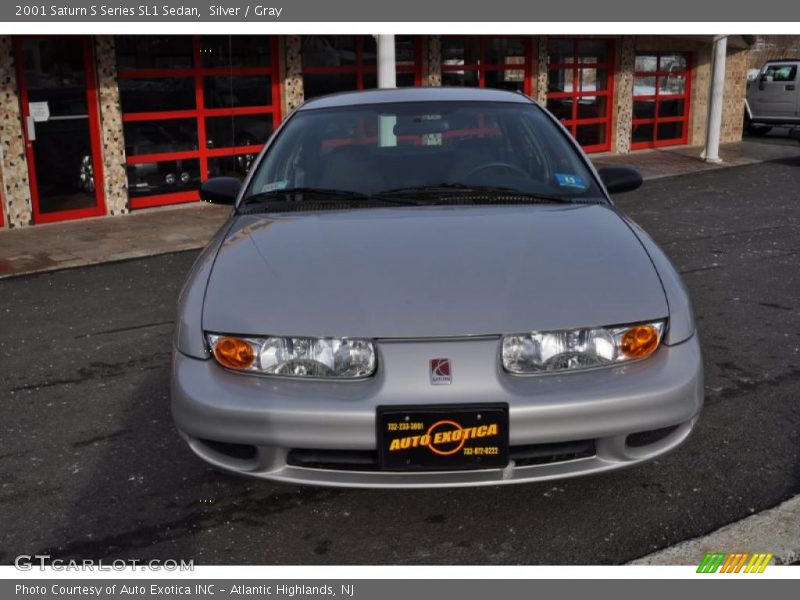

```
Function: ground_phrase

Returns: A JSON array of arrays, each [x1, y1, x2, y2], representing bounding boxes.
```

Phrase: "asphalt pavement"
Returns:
[[1, 152, 799, 565]]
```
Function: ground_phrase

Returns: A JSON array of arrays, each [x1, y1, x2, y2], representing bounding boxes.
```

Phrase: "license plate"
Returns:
[[377, 404, 509, 471]]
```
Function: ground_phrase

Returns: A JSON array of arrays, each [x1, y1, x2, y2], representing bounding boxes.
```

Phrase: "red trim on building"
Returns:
[[15, 36, 107, 224], [440, 36, 533, 96], [119, 35, 282, 210], [545, 38, 615, 154], [130, 190, 200, 209], [631, 51, 693, 150]]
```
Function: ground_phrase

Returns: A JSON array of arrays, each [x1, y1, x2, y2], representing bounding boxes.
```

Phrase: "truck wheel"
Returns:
[[748, 124, 773, 136], [744, 112, 772, 136]]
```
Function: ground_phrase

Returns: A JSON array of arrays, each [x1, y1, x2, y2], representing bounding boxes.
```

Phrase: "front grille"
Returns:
[[626, 425, 680, 448], [198, 438, 257, 460], [509, 440, 596, 467], [287, 449, 380, 471], [286, 440, 596, 471]]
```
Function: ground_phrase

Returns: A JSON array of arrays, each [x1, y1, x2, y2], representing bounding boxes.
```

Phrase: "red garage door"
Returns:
[[115, 35, 281, 209], [632, 51, 692, 149], [16, 36, 106, 224], [546, 38, 615, 153], [440, 37, 533, 95]]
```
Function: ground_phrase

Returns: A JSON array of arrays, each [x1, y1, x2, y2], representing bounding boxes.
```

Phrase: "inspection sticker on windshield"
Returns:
[[261, 180, 287, 193], [555, 173, 586, 189]]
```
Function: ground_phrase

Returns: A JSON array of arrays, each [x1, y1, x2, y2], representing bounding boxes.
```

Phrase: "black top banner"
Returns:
[[3, 0, 800, 22]]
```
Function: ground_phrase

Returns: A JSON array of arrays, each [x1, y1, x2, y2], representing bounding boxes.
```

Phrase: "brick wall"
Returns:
[[747, 35, 800, 70], [721, 48, 749, 144]]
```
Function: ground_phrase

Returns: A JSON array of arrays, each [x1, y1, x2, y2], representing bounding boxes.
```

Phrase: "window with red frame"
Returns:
[[301, 35, 422, 100], [115, 35, 281, 209], [440, 37, 532, 94], [631, 52, 692, 149], [546, 38, 615, 153]]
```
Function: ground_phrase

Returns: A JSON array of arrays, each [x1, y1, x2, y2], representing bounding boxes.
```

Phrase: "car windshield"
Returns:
[[243, 100, 606, 208]]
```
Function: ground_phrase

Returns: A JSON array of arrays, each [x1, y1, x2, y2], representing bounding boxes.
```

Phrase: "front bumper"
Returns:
[[171, 334, 703, 488]]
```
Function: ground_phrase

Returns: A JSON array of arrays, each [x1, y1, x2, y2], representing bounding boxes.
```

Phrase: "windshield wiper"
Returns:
[[238, 187, 425, 210], [378, 183, 575, 204]]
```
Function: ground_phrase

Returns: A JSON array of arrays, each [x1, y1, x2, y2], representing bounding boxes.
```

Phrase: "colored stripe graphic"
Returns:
[[697, 552, 726, 573], [697, 552, 772, 573], [733, 553, 750, 573], [720, 553, 736, 573]]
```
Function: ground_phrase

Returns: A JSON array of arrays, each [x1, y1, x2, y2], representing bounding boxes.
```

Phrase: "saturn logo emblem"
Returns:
[[430, 358, 452, 385]]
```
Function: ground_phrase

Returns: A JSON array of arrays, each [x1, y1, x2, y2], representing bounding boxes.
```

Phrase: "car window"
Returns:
[[763, 65, 798, 82], [246, 101, 605, 203]]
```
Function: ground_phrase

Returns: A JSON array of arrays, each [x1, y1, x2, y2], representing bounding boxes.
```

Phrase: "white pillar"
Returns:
[[375, 35, 396, 89], [375, 35, 397, 147], [702, 35, 727, 163]]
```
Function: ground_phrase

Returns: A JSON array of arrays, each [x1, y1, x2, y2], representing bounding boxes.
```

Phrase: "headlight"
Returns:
[[206, 334, 376, 378], [501, 321, 665, 374]]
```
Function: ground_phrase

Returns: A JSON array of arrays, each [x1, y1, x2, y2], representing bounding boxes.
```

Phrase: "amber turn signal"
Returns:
[[213, 336, 255, 370], [620, 325, 660, 359]]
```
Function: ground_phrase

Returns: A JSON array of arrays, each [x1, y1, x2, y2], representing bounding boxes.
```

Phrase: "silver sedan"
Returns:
[[171, 87, 703, 488]]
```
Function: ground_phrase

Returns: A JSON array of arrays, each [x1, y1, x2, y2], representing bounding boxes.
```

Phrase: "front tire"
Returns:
[[744, 111, 772, 136]]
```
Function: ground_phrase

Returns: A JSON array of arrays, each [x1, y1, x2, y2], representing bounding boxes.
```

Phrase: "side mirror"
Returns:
[[200, 177, 241, 205], [597, 166, 643, 194]]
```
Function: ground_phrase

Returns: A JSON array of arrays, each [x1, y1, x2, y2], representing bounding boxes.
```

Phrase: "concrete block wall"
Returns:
[[95, 35, 129, 216], [0, 35, 33, 228], [614, 36, 635, 154]]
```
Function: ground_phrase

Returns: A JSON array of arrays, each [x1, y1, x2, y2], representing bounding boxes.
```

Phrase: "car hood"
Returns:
[[202, 204, 668, 338]]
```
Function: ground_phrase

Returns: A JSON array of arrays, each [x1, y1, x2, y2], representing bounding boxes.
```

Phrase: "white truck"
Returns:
[[744, 59, 800, 141]]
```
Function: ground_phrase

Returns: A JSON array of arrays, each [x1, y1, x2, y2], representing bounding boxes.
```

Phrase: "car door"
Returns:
[[750, 63, 799, 119]]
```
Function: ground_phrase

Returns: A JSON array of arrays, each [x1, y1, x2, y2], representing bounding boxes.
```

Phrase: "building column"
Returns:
[[426, 36, 441, 87], [614, 36, 636, 154], [0, 35, 33, 228], [376, 35, 397, 88], [535, 37, 548, 105], [94, 36, 129, 216], [702, 35, 727, 163], [283, 35, 304, 113]]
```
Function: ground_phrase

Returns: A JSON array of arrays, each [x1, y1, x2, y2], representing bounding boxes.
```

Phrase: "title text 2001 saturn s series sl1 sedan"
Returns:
[[171, 87, 703, 488]]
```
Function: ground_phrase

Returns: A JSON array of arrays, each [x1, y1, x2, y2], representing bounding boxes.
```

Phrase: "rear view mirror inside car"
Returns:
[[393, 117, 450, 136]]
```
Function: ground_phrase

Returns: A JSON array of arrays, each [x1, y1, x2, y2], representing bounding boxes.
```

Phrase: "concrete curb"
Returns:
[[629, 494, 800, 566], [0, 244, 205, 280]]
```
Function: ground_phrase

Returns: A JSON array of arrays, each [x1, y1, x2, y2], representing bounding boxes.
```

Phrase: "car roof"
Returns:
[[297, 87, 533, 111]]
